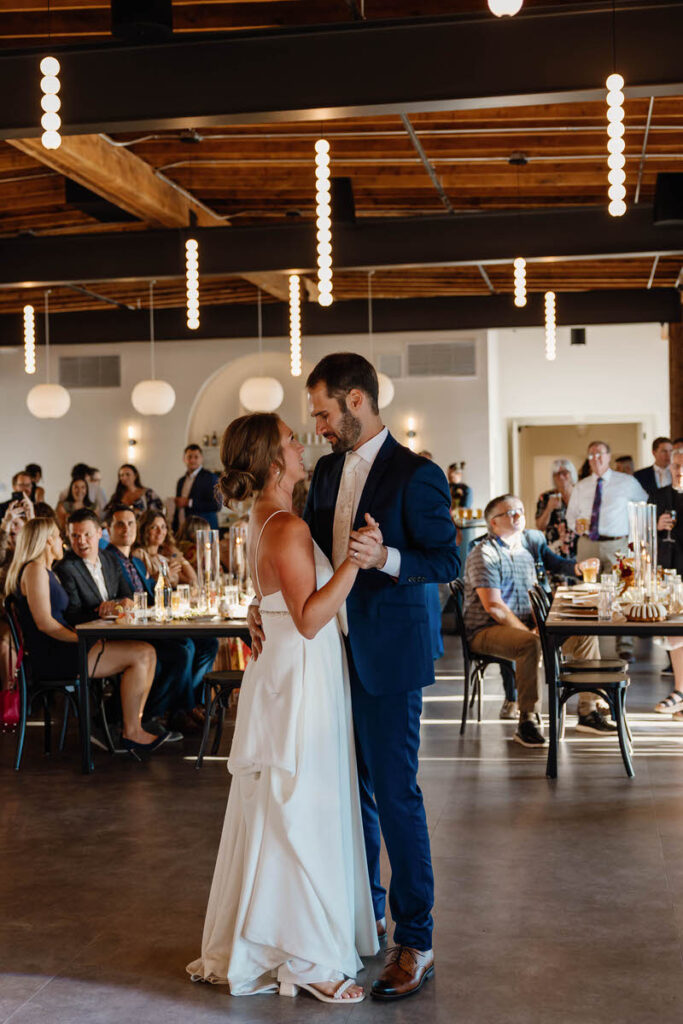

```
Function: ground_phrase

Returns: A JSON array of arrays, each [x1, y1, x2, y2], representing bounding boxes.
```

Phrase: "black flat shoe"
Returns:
[[121, 733, 171, 761]]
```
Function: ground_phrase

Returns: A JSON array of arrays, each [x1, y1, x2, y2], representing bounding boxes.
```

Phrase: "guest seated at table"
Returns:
[[0, 496, 35, 692], [6, 516, 164, 754], [103, 464, 164, 522], [24, 463, 45, 505], [56, 477, 93, 533], [57, 463, 91, 505], [463, 493, 616, 747], [106, 503, 217, 735], [175, 514, 209, 570], [134, 509, 197, 587], [535, 458, 578, 565]]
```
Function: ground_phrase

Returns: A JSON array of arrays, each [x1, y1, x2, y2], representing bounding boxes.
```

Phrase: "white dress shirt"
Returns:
[[654, 464, 672, 488], [566, 469, 648, 537], [179, 466, 200, 524], [83, 556, 109, 602], [335, 427, 401, 578]]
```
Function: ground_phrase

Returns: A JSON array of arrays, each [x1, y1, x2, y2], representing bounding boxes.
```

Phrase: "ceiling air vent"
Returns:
[[378, 352, 402, 379], [406, 340, 476, 378], [59, 355, 121, 388]]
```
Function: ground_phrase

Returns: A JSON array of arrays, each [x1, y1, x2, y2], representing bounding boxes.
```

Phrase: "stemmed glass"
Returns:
[[664, 509, 678, 544]]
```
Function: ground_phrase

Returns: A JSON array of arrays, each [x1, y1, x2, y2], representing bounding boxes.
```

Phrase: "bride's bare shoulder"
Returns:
[[252, 510, 311, 548]]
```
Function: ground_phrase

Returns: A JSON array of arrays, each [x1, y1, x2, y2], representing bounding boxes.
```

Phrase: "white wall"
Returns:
[[490, 322, 670, 493], [0, 328, 492, 509]]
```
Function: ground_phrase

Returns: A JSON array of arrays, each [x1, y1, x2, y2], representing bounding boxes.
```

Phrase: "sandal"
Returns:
[[279, 979, 365, 1004], [654, 691, 683, 714]]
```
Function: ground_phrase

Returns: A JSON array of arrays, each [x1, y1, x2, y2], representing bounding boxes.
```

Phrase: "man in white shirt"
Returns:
[[634, 437, 673, 501], [566, 440, 648, 659]]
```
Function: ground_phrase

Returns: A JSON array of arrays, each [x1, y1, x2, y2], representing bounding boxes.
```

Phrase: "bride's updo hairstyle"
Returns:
[[219, 413, 284, 507]]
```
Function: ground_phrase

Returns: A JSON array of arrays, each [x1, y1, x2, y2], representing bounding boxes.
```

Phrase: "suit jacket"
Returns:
[[173, 467, 220, 530], [634, 465, 660, 502], [656, 485, 683, 574], [303, 432, 459, 696], [106, 543, 155, 600], [55, 548, 133, 625]]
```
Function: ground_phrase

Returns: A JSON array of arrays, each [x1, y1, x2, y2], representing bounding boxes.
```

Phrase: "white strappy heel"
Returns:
[[279, 979, 365, 1004]]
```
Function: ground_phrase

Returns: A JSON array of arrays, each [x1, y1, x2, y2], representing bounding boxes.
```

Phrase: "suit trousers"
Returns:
[[345, 639, 434, 951], [470, 626, 600, 716], [577, 535, 633, 653]]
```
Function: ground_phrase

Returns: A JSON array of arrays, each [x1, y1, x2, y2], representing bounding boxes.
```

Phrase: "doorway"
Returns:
[[514, 421, 642, 520]]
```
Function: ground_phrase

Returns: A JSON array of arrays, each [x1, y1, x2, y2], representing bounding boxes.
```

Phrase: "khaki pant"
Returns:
[[470, 626, 600, 716], [577, 536, 633, 653]]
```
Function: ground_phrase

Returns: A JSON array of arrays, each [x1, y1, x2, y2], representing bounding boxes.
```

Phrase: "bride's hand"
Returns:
[[355, 513, 383, 545], [349, 514, 387, 570]]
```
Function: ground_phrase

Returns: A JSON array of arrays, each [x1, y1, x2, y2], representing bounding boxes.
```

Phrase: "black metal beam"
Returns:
[[1, 290, 678, 346], [1, 4, 682, 136], [1, 206, 683, 288]]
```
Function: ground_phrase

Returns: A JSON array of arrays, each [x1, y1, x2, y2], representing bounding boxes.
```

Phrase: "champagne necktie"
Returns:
[[332, 451, 361, 634]]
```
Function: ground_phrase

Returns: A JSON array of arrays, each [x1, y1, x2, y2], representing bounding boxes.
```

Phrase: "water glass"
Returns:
[[171, 590, 182, 618], [177, 584, 190, 614], [597, 588, 613, 621], [133, 592, 148, 622]]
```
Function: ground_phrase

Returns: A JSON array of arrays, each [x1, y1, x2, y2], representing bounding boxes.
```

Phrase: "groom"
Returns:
[[304, 352, 457, 999]]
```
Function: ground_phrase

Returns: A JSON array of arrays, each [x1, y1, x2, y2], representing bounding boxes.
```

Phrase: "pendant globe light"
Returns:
[[487, 0, 523, 15], [367, 271, 394, 410], [131, 280, 176, 415], [239, 289, 284, 413], [27, 291, 71, 418]]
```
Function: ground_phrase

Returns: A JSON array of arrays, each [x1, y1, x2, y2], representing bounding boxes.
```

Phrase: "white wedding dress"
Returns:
[[187, 512, 378, 995]]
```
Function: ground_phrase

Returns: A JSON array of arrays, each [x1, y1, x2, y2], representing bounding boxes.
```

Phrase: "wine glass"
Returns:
[[664, 508, 678, 544]]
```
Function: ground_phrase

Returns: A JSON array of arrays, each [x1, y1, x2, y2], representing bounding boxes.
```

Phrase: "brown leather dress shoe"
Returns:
[[371, 946, 434, 1000]]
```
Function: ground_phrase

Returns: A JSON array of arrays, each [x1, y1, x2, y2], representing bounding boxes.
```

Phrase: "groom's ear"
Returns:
[[347, 388, 364, 412]]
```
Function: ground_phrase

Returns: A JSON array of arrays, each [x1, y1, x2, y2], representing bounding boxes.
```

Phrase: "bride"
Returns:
[[187, 412, 378, 1003]]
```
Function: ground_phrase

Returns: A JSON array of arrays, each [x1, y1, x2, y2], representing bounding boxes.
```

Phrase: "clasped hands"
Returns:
[[98, 598, 133, 618], [347, 513, 387, 570]]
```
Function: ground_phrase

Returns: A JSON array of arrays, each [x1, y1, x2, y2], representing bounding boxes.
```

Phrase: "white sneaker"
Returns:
[[499, 699, 518, 719]]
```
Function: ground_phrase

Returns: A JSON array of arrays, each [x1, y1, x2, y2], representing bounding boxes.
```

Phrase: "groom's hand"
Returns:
[[349, 514, 387, 570], [246, 602, 265, 660]]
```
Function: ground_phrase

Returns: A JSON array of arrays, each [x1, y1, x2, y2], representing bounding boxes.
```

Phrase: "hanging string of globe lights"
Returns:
[[289, 274, 302, 377], [544, 291, 557, 361], [314, 139, 333, 306], [23, 305, 36, 374]]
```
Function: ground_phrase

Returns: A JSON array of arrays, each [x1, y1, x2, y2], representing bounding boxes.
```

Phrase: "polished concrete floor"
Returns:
[[2, 633, 683, 1023]]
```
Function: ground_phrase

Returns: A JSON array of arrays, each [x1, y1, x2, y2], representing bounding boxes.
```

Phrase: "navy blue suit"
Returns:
[[304, 432, 458, 949], [173, 467, 220, 531], [634, 465, 659, 502]]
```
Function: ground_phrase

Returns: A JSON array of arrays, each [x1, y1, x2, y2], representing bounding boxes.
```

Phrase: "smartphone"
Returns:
[[11, 491, 24, 501]]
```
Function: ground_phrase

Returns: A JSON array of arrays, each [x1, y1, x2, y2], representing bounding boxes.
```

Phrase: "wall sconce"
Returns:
[[127, 424, 138, 462], [406, 416, 417, 452]]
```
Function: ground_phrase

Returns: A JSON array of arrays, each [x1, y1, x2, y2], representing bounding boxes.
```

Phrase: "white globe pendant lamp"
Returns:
[[239, 289, 284, 413], [367, 270, 394, 410], [26, 290, 71, 419], [487, 0, 523, 16], [131, 280, 176, 416]]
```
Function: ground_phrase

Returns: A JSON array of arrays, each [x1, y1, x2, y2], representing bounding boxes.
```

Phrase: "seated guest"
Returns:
[[463, 493, 616, 747], [0, 470, 34, 521], [535, 458, 578, 564], [106, 504, 217, 733], [635, 436, 672, 501], [6, 517, 164, 754], [447, 462, 472, 509], [55, 508, 135, 625], [134, 509, 197, 587], [85, 466, 108, 519], [103, 464, 164, 521], [615, 455, 634, 475], [173, 444, 220, 531], [57, 463, 91, 504], [175, 514, 210, 569], [56, 477, 93, 533], [0, 497, 34, 692], [24, 463, 45, 504]]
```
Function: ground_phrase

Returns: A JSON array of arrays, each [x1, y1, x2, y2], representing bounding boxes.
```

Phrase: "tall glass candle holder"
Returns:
[[628, 501, 658, 598], [197, 528, 220, 614], [228, 522, 249, 594]]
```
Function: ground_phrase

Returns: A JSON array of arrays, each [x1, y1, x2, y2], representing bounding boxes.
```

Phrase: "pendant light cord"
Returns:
[[367, 269, 375, 364], [149, 279, 156, 380], [257, 287, 263, 372], [44, 288, 51, 383], [612, 0, 617, 73]]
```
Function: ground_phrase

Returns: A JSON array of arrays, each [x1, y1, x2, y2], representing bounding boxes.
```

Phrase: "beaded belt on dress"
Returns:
[[260, 609, 289, 616]]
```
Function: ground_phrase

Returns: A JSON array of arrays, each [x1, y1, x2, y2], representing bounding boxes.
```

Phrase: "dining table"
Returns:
[[75, 616, 251, 774]]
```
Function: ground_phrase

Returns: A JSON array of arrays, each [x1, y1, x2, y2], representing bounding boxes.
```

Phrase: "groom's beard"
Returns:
[[326, 409, 363, 453]]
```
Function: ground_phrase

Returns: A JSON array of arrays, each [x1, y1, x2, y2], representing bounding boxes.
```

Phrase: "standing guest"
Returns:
[[635, 436, 673, 501], [173, 444, 220, 531], [85, 467, 108, 518], [106, 504, 215, 735], [103, 464, 163, 521], [535, 458, 578, 562], [447, 462, 472, 509], [8, 517, 163, 754], [566, 440, 647, 661], [56, 478, 93, 533], [653, 447, 683, 705], [615, 455, 635, 475], [175, 515, 210, 569], [24, 464, 45, 504], [134, 509, 197, 587], [578, 458, 591, 480], [464, 493, 614, 744]]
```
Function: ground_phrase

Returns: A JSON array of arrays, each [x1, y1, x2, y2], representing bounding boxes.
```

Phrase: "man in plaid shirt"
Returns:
[[464, 493, 617, 747]]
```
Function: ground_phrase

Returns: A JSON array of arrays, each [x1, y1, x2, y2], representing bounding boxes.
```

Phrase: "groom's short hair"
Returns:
[[306, 352, 379, 415]]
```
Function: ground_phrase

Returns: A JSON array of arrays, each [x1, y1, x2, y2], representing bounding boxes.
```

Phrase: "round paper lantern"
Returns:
[[131, 379, 176, 415], [487, 0, 523, 14], [377, 372, 395, 410], [26, 383, 71, 419], [239, 376, 284, 413]]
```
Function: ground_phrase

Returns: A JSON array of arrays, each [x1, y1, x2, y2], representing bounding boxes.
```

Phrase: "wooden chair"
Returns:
[[449, 579, 515, 735], [195, 669, 243, 768]]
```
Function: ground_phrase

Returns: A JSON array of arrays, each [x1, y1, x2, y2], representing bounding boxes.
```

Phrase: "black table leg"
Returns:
[[546, 638, 559, 779], [78, 636, 94, 774]]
